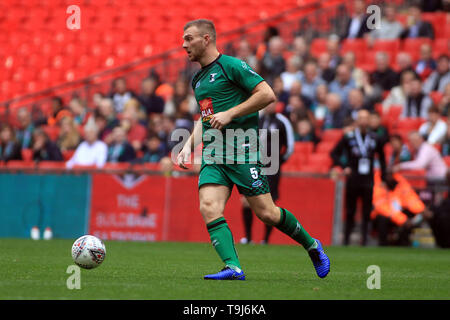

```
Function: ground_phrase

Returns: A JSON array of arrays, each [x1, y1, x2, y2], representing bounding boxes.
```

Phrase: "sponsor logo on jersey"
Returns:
[[241, 61, 257, 75], [195, 81, 201, 88], [252, 180, 263, 188], [199, 97, 214, 122], [209, 73, 217, 82]]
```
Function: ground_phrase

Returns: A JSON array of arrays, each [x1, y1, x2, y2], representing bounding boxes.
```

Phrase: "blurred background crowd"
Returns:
[[1, 0, 449, 175]]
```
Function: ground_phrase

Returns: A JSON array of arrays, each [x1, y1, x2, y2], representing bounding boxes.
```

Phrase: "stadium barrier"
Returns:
[[0, 173, 91, 238], [0, 171, 337, 245]]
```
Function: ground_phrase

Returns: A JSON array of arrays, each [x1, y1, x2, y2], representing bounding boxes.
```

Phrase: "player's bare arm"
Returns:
[[209, 81, 276, 130], [177, 119, 202, 169]]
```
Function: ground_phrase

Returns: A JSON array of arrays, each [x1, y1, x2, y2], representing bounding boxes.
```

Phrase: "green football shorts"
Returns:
[[198, 162, 271, 197]]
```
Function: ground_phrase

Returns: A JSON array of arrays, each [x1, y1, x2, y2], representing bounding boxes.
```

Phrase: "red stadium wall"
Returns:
[[89, 173, 336, 245]]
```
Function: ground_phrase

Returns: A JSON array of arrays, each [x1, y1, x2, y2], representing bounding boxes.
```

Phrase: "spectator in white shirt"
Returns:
[[280, 55, 302, 92], [66, 124, 107, 169], [369, 4, 403, 40], [419, 106, 448, 144], [395, 131, 447, 180], [383, 70, 416, 112], [110, 78, 134, 114]]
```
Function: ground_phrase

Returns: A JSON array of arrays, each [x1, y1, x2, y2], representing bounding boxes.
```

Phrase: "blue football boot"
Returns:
[[308, 239, 330, 278], [204, 266, 246, 280]]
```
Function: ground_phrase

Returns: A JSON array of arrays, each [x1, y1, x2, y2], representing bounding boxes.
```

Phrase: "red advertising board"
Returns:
[[90, 173, 336, 245], [89, 173, 167, 241]]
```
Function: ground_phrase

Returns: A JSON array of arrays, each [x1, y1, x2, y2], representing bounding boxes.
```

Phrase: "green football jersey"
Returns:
[[191, 54, 265, 165]]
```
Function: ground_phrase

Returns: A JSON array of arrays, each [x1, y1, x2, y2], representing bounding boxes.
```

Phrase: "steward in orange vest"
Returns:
[[371, 170, 425, 245]]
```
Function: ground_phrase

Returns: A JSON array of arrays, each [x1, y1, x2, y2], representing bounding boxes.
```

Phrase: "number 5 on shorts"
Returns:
[[250, 167, 258, 179]]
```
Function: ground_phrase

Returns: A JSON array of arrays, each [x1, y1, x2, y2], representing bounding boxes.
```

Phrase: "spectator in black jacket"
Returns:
[[330, 110, 387, 245], [16, 107, 35, 149], [260, 36, 286, 86], [370, 52, 398, 91], [272, 76, 290, 107], [107, 126, 136, 163], [341, 0, 371, 40], [323, 93, 347, 130], [0, 124, 22, 162], [421, 0, 443, 12], [140, 133, 167, 163], [400, 2, 435, 39], [403, 78, 433, 118], [424, 54, 450, 94], [346, 88, 373, 122], [138, 77, 165, 116], [31, 128, 63, 162], [318, 53, 336, 84], [415, 43, 437, 81]]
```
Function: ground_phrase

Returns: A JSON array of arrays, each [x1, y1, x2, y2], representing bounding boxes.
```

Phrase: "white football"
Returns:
[[71, 235, 106, 269]]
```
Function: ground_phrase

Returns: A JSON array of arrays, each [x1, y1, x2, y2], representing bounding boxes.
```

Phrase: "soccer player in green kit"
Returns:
[[177, 19, 330, 280]]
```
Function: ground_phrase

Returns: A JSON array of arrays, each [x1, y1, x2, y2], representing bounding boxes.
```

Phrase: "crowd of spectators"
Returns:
[[0, 0, 449, 177]]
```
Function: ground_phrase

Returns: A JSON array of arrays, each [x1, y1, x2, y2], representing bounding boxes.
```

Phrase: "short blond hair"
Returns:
[[184, 19, 216, 43]]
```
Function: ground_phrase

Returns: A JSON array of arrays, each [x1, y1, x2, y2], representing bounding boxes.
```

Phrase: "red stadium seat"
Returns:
[[374, 103, 383, 116], [0, 0, 307, 102], [132, 163, 160, 171], [422, 13, 447, 39], [372, 40, 400, 56], [387, 105, 403, 117], [429, 91, 443, 105], [341, 39, 367, 55], [103, 162, 132, 170], [6, 160, 35, 170], [444, 156, 450, 167], [433, 39, 449, 57], [395, 118, 424, 132], [321, 129, 343, 143], [38, 161, 66, 170], [62, 150, 75, 161], [307, 153, 332, 169], [315, 141, 337, 154], [310, 38, 328, 57], [294, 141, 314, 155], [283, 156, 301, 172], [402, 38, 432, 52], [297, 163, 330, 174], [20, 149, 33, 161], [42, 125, 60, 141], [290, 151, 308, 166]]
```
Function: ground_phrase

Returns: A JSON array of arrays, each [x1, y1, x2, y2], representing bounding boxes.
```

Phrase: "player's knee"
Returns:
[[256, 208, 279, 226], [199, 199, 223, 222]]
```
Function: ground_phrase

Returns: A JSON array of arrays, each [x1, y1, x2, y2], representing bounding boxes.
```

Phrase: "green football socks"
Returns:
[[207, 217, 242, 271], [276, 207, 317, 250]]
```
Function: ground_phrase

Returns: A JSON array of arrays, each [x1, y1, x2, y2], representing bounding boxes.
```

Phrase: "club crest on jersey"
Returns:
[[195, 81, 201, 89], [199, 97, 214, 122], [209, 73, 217, 82]]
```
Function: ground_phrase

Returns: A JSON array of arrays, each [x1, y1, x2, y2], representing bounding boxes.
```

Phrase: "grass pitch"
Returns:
[[0, 239, 449, 300]]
